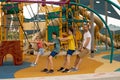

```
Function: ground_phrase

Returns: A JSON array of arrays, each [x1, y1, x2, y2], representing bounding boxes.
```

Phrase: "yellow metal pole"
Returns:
[[45, 5, 48, 41], [74, 0, 80, 49], [3, 11, 6, 41], [18, 3, 24, 53], [0, 2, 2, 41], [66, 4, 68, 32], [19, 3, 24, 41], [59, 6, 62, 37]]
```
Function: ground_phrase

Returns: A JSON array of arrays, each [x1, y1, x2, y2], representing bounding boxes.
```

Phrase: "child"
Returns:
[[58, 28, 76, 73], [30, 36, 44, 66], [41, 32, 60, 73]]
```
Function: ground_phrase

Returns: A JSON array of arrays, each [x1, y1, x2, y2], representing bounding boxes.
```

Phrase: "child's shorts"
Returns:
[[38, 48, 44, 55], [49, 51, 58, 57], [78, 48, 90, 58], [67, 50, 75, 55]]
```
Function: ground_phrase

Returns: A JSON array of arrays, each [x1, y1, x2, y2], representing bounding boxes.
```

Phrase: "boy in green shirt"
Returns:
[[41, 32, 60, 73]]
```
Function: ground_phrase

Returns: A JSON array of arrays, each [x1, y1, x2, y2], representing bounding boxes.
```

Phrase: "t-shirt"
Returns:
[[67, 35, 75, 50], [37, 40, 43, 48], [51, 38, 60, 53], [83, 31, 91, 50]]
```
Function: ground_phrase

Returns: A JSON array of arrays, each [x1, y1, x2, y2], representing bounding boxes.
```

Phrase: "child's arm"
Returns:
[[44, 41, 55, 46], [29, 40, 38, 43], [58, 37, 69, 41]]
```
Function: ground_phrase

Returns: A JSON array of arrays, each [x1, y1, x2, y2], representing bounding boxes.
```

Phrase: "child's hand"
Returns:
[[58, 37, 60, 39], [43, 41, 46, 44], [58, 37, 62, 40]]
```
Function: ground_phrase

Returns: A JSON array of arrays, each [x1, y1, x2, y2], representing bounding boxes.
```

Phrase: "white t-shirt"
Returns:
[[83, 31, 91, 50]]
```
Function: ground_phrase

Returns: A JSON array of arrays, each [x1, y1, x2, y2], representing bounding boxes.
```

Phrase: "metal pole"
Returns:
[[0, 2, 2, 41], [105, 1, 108, 50], [90, 0, 94, 58]]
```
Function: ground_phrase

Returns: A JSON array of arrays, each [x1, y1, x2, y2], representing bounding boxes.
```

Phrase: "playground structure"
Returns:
[[0, 0, 120, 66], [0, 41, 22, 66]]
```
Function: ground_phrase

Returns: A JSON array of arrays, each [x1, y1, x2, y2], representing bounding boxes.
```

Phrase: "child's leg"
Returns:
[[34, 53, 41, 64], [75, 57, 82, 69], [65, 50, 75, 68], [48, 56, 53, 69], [73, 55, 80, 67], [64, 55, 71, 69], [74, 49, 89, 69], [44, 51, 58, 73], [45, 57, 49, 69], [62, 55, 67, 67], [34, 48, 44, 64], [61, 50, 75, 72]]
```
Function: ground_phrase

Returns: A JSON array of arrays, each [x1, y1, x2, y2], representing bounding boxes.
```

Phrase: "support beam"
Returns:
[[90, 0, 94, 57], [6, 0, 70, 5], [0, 2, 2, 41]]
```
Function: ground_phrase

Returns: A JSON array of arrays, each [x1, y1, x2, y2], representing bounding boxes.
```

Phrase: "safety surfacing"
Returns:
[[0, 50, 120, 79]]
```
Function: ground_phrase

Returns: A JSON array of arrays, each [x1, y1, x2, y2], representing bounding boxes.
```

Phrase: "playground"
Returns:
[[0, 0, 120, 79]]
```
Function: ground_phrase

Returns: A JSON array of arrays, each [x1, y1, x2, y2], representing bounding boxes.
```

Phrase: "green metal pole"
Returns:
[[70, 2, 114, 63], [105, 0, 120, 63], [105, 0, 120, 10]]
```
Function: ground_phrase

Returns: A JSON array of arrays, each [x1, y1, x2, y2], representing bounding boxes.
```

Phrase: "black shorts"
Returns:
[[67, 50, 75, 55], [49, 51, 58, 57]]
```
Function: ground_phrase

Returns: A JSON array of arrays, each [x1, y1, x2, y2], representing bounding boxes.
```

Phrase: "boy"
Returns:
[[41, 32, 60, 73], [58, 28, 75, 73]]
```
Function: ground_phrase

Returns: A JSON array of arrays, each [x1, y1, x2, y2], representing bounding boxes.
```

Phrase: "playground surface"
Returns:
[[0, 49, 120, 79]]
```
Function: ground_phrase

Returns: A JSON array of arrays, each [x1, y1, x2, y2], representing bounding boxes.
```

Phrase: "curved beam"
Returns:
[[105, 0, 120, 10]]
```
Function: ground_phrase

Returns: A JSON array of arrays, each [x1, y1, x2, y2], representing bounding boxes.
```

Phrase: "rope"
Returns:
[[24, 3, 40, 35], [10, 2, 31, 46]]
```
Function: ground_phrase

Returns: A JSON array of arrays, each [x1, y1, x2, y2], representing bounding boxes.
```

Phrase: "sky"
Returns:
[[23, 0, 120, 27]]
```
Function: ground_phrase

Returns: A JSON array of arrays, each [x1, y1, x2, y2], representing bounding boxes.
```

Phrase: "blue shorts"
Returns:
[[67, 50, 75, 55], [38, 48, 44, 55], [49, 51, 58, 57]]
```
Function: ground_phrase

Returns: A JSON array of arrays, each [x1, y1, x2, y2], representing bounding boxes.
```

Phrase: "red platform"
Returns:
[[0, 41, 23, 66]]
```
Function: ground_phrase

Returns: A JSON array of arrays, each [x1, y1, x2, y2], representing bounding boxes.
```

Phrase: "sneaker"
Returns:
[[70, 68, 78, 72], [57, 67, 64, 72], [30, 63, 36, 67], [47, 69, 54, 73], [62, 69, 70, 73], [41, 68, 48, 72]]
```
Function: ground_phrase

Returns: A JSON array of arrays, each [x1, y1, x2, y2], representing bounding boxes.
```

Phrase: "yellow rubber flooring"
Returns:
[[14, 54, 103, 78], [4, 50, 120, 78]]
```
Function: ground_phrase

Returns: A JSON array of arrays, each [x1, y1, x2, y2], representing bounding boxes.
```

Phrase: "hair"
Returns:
[[36, 36, 40, 39], [68, 27, 74, 33], [83, 22, 89, 28], [52, 32, 57, 36]]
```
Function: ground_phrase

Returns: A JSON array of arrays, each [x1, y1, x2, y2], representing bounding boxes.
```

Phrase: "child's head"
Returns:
[[83, 23, 89, 32], [52, 32, 57, 39], [36, 36, 40, 40], [68, 27, 74, 35]]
